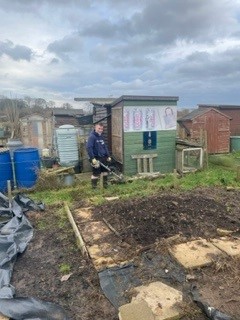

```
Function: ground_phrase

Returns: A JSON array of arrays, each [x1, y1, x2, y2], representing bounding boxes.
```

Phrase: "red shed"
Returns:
[[178, 108, 231, 154], [198, 104, 240, 135]]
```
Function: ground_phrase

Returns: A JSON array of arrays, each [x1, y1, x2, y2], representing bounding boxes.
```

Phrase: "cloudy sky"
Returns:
[[1, 0, 240, 108]]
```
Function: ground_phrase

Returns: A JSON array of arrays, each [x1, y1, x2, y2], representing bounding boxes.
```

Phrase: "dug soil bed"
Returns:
[[12, 187, 240, 319]]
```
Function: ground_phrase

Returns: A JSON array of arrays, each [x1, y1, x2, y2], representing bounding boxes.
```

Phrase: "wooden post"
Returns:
[[204, 130, 208, 169], [143, 158, 148, 173], [137, 158, 142, 173], [7, 180, 12, 199], [7, 180, 12, 209]]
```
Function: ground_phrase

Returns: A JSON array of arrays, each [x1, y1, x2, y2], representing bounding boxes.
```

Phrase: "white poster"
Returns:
[[123, 106, 177, 132]]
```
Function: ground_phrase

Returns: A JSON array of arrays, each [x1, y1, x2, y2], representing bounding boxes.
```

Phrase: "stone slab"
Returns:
[[74, 207, 93, 222], [132, 281, 182, 319], [119, 301, 154, 320], [88, 243, 130, 270], [169, 238, 223, 269], [81, 221, 111, 243], [211, 237, 240, 256], [87, 244, 116, 270]]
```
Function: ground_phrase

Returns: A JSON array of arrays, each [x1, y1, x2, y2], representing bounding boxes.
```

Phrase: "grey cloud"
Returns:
[[128, 0, 238, 45], [81, 20, 118, 38], [0, 40, 33, 61], [80, 0, 239, 45], [0, 0, 92, 12], [49, 58, 60, 64], [175, 48, 240, 81], [47, 34, 83, 58]]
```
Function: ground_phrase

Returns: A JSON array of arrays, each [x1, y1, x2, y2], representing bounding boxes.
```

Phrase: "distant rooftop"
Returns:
[[74, 97, 117, 105], [178, 107, 231, 121], [52, 108, 84, 116], [198, 104, 240, 109]]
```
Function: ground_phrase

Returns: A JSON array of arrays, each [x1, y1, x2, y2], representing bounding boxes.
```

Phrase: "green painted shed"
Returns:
[[111, 95, 179, 176]]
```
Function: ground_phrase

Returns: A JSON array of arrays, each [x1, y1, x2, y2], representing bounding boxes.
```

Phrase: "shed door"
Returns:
[[111, 107, 123, 163], [205, 113, 229, 153], [31, 120, 44, 149]]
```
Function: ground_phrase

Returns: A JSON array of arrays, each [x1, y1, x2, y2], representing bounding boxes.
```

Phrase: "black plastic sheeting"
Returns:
[[0, 192, 70, 320], [141, 250, 186, 284], [98, 263, 142, 309], [191, 285, 232, 320], [98, 251, 186, 309], [98, 250, 233, 320]]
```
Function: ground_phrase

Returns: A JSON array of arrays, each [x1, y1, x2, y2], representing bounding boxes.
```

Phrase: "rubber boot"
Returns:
[[91, 179, 98, 189], [103, 175, 108, 188]]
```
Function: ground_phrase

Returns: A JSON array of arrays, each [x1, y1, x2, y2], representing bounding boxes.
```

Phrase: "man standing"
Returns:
[[86, 122, 111, 189]]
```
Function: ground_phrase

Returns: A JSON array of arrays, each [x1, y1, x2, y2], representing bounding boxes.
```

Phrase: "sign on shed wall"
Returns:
[[123, 106, 177, 132]]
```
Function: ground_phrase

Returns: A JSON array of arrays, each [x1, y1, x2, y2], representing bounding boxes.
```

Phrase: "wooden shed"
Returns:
[[178, 108, 231, 154], [52, 108, 84, 128], [20, 113, 53, 151], [74, 97, 117, 153], [111, 95, 179, 176], [198, 104, 240, 135]]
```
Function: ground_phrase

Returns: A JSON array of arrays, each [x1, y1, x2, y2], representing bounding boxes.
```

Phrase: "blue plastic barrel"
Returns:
[[13, 148, 40, 188], [0, 150, 13, 193]]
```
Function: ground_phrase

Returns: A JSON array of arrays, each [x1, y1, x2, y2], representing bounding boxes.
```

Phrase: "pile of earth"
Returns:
[[92, 187, 240, 245]]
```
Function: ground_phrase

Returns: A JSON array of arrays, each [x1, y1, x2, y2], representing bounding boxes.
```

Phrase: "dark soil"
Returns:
[[11, 187, 240, 320]]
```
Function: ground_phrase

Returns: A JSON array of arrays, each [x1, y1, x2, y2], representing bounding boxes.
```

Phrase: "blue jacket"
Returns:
[[86, 130, 110, 160]]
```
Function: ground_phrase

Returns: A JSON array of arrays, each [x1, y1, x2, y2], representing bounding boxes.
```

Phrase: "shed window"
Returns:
[[143, 131, 157, 150]]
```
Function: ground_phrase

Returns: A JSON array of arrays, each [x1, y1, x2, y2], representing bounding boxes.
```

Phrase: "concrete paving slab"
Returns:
[[81, 221, 111, 243], [88, 243, 130, 270], [88, 244, 116, 270], [211, 237, 240, 256], [169, 238, 223, 269], [74, 207, 93, 222], [119, 301, 155, 320], [131, 281, 182, 319]]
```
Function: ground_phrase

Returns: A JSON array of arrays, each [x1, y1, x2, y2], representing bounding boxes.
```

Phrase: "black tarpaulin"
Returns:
[[0, 192, 70, 320], [191, 285, 232, 320]]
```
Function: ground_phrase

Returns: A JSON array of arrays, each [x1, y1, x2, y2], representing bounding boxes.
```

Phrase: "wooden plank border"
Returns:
[[64, 202, 89, 257]]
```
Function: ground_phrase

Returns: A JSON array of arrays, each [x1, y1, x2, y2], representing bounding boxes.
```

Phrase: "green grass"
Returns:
[[29, 154, 240, 207], [30, 188, 74, 205], [59, 263, 71, 274]]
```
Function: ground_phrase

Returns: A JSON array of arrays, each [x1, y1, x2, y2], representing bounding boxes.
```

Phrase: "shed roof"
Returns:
[[74, 97, 117, 105], [52, 108, 84, 116], [112, 95, 179, 107], [198, 104, 240, 109], [178, 108, 231, 122], [20, 112, 50, 120]]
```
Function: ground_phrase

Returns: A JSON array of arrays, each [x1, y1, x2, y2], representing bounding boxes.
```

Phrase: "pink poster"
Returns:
[[133, 108, 143, 130], [124, 109, 130, 131]]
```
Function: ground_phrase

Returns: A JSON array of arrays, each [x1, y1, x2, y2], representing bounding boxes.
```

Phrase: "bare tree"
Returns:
[[61, 102, 73, 109], [4, 99, 21, 139]]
